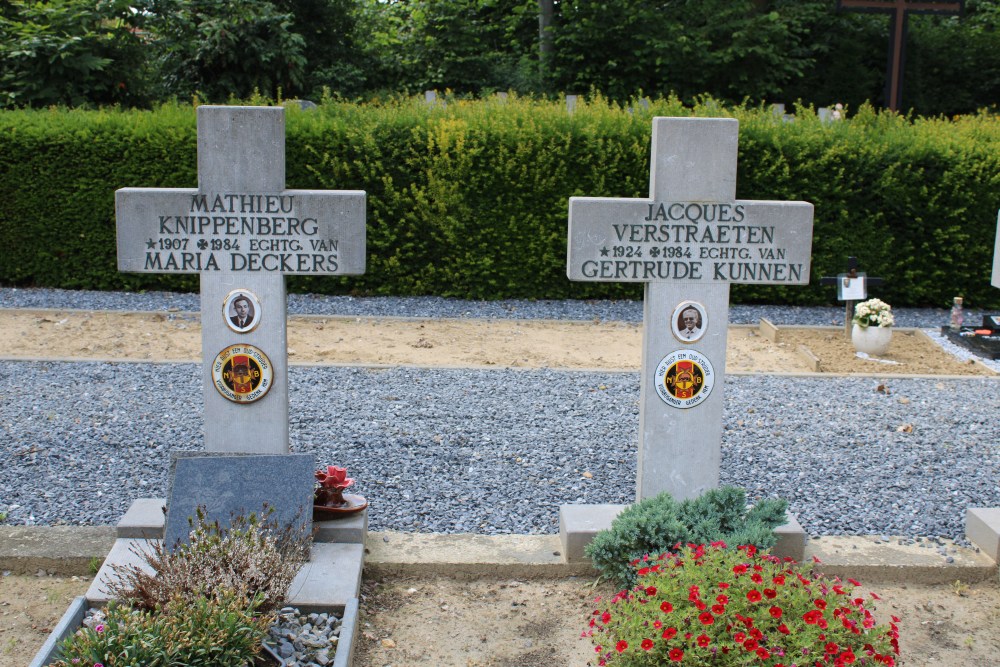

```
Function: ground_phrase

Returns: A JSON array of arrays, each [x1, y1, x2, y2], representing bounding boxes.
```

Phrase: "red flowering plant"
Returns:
[[584, 543, 899, 667], [314, 465, 354, 507]]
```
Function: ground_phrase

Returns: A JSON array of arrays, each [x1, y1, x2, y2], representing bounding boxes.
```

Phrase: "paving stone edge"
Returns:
[[2, 526, 997, 585]]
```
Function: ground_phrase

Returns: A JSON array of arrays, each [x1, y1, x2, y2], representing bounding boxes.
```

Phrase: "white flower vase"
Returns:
[[852, 323, 892, 356]]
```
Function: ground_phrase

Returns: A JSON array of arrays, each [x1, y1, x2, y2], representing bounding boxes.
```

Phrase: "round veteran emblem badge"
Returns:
[[654, 349, 715, 409], [212, 344, 273, 404]]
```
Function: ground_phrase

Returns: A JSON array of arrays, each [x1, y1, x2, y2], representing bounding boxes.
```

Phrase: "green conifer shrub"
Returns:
[[585, 486, 788, 588]]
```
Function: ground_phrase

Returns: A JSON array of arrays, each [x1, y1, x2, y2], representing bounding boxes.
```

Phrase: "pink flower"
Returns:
[[315, 465, 354, 489]]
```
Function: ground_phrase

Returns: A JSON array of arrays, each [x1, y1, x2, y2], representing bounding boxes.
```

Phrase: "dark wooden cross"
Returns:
[[821, 256, 885, 338], [837, 0, 964, 111]]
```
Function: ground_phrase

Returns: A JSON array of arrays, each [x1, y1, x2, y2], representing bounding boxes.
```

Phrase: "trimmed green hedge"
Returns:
[[2, 97, 998, 307]]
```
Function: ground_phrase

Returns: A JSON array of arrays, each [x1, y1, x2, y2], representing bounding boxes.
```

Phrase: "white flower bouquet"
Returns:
[[853, 298, 894, 328]]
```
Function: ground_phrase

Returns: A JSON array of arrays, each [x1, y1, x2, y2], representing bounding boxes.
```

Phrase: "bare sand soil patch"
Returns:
[[353, 575, 1000, 667], [0, 574, 89, 667], [0, 309, 992, 376], [5, 573, 1000, 667]]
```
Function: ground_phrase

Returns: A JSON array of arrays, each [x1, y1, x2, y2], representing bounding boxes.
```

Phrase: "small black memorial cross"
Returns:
[[820, 256, 885, 338], [837, 0, 964, 111]]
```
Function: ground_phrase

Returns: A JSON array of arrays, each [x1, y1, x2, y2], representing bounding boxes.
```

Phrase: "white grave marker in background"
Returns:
[[568, 117, 814, 500], [992, 210, 1000, 289], [116, 106, 365, 454]]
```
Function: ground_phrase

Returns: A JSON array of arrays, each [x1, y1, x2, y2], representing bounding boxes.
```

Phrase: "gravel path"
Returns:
[[1, 287, 998, 547]]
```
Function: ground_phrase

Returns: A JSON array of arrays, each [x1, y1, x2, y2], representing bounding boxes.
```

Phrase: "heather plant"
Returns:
[[586, 487, 788, 588], [50, 588, 270, 667], [585, 543, 900, 667], [108, 507, 309, 615]]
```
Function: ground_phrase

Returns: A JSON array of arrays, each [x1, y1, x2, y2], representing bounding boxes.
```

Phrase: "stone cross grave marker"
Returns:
[[567, 117, 814, 501], [116, 106, 365, 454]]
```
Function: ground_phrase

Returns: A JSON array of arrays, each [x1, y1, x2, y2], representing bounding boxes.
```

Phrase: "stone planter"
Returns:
[[852, 323, 892, 356], [30, 597, 360, 667]]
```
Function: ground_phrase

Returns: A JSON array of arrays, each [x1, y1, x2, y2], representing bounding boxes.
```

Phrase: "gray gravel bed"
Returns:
[[1, 360, 997, 546], [0, 286, 981, 328]]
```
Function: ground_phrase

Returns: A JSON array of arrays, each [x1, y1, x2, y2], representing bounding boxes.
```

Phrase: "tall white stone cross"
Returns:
[[568, 117, 814, 501], [116, 106, 365, 454]]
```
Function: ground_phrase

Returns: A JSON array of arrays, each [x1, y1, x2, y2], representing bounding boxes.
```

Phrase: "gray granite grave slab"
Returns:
[[164, 451, 314, 549], [966, 507, 1000, 562], [286, 542, 365, 612], [86, 538, 158, 603], [116, 497, 166, 539]]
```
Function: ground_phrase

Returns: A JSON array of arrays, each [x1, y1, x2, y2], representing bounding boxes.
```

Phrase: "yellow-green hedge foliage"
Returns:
[[2, 97, 998, 307]]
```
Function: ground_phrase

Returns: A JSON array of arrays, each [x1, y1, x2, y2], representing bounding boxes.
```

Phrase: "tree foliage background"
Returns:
[[2, 0, 1000, 114]]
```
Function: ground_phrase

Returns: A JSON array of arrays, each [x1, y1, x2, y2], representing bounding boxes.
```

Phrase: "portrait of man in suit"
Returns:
[[224, 290, 260, 333], [672, 301, 707, 343]]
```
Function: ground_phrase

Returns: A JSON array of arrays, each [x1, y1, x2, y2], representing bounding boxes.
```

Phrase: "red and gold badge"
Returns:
[[211, 344, 273, 404], [654, 350, 715, 409]]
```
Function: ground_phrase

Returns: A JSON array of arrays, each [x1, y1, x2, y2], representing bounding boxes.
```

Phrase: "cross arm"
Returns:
[[116, 188, 365, 275], [567, 197, 813, 285]]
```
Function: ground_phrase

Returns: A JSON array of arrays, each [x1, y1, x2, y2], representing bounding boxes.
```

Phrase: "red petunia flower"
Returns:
[[641, 638, 654, 651], [662, 627, 677, 640], [616, 640, 628, 653], [778, 623, 790, 634], [764, 588, 777, 599], [756, 647, 771, 659], [645, 586, 657, 596], [698, 611, 714, 625], [601, 611, 611, 624], [697, 633, 711, 647], [669, 648, 684, 662], [660, 601, 674, 613], [826, 642, 839, 654], [769, 605, 783, 619], [746, 589, 762, 603]]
